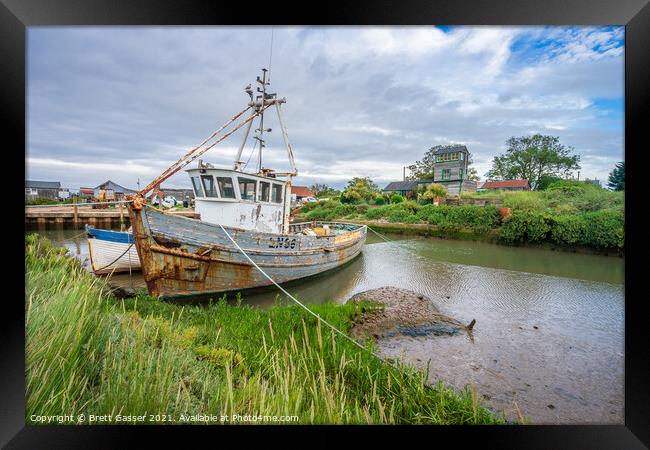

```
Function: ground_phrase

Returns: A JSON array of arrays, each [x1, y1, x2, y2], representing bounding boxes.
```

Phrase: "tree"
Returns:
[[340, 177, 379, 204], [309, 183, 340, 198], [536, 174, 564, 190], [419, 183, 447, 203], [466, 167, 480, 182], [607, 162, 625, 191], [485, 134, 581, 189]]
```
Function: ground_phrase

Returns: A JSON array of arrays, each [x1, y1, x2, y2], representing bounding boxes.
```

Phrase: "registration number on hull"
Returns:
[[269, 237, 297, 249]]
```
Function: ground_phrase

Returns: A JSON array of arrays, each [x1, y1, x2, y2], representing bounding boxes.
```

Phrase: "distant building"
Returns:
[[25, 180, 61, 200], [94, 180, 137, 200], [430, 144, 477, 196], [160, 187, 195, 200], [584, 179, 602, 188], [476, 181, 487, 192], [291, 186, 315, 201], [482, 180, 531, 191], [79, 187, 95, 197], [382, 180, 432, 197]]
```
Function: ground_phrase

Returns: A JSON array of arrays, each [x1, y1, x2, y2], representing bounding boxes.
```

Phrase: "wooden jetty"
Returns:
[[25, 204, 198, 227]]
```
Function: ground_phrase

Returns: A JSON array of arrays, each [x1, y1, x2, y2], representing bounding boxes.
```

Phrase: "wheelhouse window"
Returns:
[[238, 177, 257, 201], [259, 181, 270, 202], [201, 175, 218, 198], [217, 177, 236, 199], [271, 183, 283, 203], [191, 176, 204, 197]]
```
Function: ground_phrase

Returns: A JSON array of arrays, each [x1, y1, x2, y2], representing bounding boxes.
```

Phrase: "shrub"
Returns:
[[340, 190, 362, 204], [546, 179, 587, 196], [419, 183, 447, 202], [499, 211, 550, 243], [581, 210, 624, 249], [355, 204, 369, 214], [365, 207, 388, 220], [503, 191, 546, 211], [374, 195, 386, 205], [403, 214, 420, 224], [390, 194, 404, 204], [387, 210, 410, 222], [416, 204, 448, 225], [550, 215, 587, 246]]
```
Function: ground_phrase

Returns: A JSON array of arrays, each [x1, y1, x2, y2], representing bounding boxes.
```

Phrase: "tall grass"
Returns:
[[25, 234, 502, 425]]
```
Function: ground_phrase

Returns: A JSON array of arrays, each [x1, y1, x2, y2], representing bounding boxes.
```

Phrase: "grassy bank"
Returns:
[[297, 183, 624, 254], [25, 234, 502, 425]]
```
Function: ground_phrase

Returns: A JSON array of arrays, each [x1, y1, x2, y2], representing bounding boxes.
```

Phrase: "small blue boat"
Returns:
[[85, 224, 141, 274]]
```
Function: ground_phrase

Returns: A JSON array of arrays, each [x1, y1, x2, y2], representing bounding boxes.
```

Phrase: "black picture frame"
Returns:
[[6, 0, 649, 447]]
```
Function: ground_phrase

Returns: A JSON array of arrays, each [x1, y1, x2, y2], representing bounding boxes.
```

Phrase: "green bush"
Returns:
[[365, 207, 388, 220], [390, 194, 404, 204], [503, 191, 546, 211], [374, 195, 386, 205], [550, 215, 587, 246], [416, 204, 447, 225], [403, 214, 420, 224], [581, 210, 624, 249], [499, 211, 550, 243], [355, 204, 369, 214]]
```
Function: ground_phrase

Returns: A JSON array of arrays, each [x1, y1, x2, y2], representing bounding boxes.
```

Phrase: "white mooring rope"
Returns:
[[216, 223, 387, 362]]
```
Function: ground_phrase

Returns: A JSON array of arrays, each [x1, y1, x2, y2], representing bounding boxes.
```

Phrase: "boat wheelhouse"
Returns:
[[187, 164, 291, 234]]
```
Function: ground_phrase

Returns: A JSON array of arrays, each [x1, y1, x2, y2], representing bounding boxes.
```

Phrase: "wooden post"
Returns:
[[73, 196, 79, 226], [119, 202, 125, 231]]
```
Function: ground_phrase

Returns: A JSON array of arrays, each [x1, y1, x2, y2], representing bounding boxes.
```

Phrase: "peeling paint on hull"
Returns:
[[129, 205, 367, 299]]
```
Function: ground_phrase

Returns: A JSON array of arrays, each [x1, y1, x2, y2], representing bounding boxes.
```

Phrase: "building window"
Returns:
[[238, 177, 257, 201], [442, 168, 451, 180], [217, 177, 236, 199], [25, 188, 38, 195], [459, 168, 464, 179], [259, 181, 270, 202], [460, 152, 464, 160], [201, 175, 218, 198], [271, 184, 283, 203]]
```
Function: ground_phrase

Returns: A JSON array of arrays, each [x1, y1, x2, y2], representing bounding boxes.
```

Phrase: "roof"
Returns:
[[432, 144, 469, 155], [95, 180, 137, 194], [383, 180, 419, 191], [292, 186, 315, 197], [26, 180, 61, 189], [482, 180, 530, 189], [476, 182, 486, 189]]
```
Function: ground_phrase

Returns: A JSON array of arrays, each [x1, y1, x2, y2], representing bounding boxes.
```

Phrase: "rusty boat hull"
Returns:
[[128, 205, 367, 299]]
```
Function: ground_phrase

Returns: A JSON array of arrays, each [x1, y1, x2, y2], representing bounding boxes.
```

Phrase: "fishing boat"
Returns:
[[85, 224, 141, 274], [128, 69, 367, 299]]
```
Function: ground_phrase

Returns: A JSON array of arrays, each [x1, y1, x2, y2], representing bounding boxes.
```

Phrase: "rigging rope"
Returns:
[[138, 105, 273, 197]]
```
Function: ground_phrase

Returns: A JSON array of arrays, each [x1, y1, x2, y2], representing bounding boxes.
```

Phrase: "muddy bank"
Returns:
[[347, 287, 475, 340]]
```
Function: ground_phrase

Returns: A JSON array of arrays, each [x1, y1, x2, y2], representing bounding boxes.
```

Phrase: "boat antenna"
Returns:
[[268, 26, 274, 83], [254, 68, 274, 173]]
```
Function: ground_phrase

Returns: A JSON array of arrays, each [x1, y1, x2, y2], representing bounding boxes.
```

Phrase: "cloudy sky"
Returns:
[[27, 26, 624, 190]]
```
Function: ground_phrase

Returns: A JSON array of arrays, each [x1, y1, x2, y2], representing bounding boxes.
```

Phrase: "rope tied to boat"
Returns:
[[91, 242, 135, 273], [215, 222, 386, 362]]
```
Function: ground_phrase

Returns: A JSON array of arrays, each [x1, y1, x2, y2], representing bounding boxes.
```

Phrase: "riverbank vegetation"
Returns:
[[26, 234, 501, 425], [296, 180, 624, 251]]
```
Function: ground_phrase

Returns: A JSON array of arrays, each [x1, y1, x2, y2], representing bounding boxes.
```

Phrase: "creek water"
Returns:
[[28, 226, 624, 424]]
